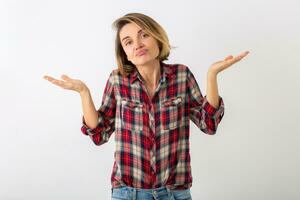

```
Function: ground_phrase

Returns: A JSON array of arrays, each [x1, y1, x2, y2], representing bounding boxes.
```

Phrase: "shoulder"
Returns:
[[165, 62, 189, 69], [106, 68, 122, 79], [111, 68, 120, 76], [163, 62, 191, 75], [102, 68, 120, 86]]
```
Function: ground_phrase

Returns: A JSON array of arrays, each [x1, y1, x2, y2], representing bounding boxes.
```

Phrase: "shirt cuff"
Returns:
[[203, 95, 225, 119], [81, 115, 102, 135]]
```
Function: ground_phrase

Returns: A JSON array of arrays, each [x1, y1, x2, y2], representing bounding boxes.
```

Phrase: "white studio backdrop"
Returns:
[[1, 0, 299, 199]]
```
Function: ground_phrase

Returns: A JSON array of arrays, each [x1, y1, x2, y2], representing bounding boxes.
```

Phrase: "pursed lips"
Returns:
[[136, 49, 147, 56]]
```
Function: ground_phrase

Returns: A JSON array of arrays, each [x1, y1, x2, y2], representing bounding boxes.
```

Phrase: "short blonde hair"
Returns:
[[112, 12, 172, 77]]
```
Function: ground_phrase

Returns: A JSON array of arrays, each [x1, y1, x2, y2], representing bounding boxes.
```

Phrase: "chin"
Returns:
[[132, 57, 158, 66]]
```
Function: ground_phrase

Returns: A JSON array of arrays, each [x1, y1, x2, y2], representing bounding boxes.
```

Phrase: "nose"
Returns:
[[134, 38, 144, 50]]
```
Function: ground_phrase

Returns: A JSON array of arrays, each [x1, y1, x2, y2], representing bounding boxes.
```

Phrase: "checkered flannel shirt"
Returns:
[[81, 61, 225, 190]]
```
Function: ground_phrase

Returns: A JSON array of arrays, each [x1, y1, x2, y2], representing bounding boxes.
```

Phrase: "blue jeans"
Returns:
[[111, 185, 192, 200]]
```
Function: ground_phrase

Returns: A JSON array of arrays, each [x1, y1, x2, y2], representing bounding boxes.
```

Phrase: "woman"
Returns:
[[44, 12, 249, 200]]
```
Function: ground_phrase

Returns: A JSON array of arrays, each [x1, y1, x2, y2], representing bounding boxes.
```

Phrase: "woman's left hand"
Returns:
[[208, 51, 250, 75]]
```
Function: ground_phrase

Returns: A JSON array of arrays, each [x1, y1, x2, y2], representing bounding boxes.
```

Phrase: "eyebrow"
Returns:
[[121, 29, 144, 42]]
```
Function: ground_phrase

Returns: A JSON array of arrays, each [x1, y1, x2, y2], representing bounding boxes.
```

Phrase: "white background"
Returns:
[[1, 0, 299, 199]]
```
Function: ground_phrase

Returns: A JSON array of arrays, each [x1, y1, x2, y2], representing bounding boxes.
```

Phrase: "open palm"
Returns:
[[43, 74, 87, 93], [209, 51, 249, 74]]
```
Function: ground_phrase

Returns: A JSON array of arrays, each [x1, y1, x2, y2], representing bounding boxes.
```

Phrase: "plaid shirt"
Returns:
[[81, 61, 225, 190]]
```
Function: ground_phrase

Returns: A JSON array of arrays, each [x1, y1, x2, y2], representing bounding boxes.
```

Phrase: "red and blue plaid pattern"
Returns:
[[81, 62, 225, 190]]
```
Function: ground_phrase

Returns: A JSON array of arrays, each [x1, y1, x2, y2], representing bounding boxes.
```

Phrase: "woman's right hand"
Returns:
[[43, 74, 89, 94]]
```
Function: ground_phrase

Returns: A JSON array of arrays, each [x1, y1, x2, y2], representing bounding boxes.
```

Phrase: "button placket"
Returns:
[[148, 103, 156, 133], [150, 150, 156, 167], [149, 113, 155, 131]]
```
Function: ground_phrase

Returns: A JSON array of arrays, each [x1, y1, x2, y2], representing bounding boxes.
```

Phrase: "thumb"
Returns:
[[61, 74, 71, 80], [224, 55, 233, 61]]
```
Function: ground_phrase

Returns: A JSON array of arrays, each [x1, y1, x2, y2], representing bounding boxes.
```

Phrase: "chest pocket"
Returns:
[[161, 96, 183, 130], [121, 98, 144, 133]]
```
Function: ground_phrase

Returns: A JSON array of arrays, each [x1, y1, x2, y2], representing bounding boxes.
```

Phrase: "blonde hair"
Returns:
[[112, 12, 172, 77]]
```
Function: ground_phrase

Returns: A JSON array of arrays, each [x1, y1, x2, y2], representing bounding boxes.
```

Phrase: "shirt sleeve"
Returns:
[[187, 67, 225, 135], [81, 71, 116, 145]]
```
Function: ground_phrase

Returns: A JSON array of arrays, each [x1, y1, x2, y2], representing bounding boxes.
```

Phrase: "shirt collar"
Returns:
[[130, 61, 175, 84]]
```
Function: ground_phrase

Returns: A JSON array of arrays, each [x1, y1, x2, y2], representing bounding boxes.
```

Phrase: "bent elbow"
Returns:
[[89, 133, 109, 146]]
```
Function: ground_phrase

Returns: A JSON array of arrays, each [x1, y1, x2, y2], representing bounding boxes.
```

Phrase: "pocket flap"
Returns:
[[121, 99, 143, 108], [162, 96, 182, 106]]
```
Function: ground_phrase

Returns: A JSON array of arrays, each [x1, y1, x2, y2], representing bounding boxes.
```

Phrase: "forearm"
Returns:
[[80, 89, 99, 129], [206, 71, 220, 109]]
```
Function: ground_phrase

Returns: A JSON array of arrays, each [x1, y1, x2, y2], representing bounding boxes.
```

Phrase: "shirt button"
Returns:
[[150, 115, 154, 120]]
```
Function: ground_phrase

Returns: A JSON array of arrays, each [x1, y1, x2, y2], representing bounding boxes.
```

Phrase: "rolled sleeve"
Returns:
[[80, 71, 116, 145], [187, 67, 225, 135], [202, 95, 225, 123], [81, 114, 103, 136]]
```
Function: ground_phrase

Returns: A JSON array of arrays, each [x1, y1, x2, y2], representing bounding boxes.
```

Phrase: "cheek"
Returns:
[[150, 40, 160, 52], [123, 47, 134, 59], [151, 43, 160, 56]]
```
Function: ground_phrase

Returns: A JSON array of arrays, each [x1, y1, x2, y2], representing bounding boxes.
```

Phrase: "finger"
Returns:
[[237, 51, 249, 59], [61, 74, 72, 81], [243, 50, 250, 55], [224, 55, 233, 61], [43, 75, 56, 81], [226, 52, 248, 65], [220, 51, 249, 69], [51, 79, 65, 86], [230, 51, 248, 62], [44, 76, 65, 86], [224, 57, 240, 67]]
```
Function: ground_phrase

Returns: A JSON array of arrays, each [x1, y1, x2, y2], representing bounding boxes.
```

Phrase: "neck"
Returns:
[[135, 59, 161, 87]]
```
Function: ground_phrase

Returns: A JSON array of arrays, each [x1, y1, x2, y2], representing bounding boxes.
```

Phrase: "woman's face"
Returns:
[[119, 22, 160, 66]]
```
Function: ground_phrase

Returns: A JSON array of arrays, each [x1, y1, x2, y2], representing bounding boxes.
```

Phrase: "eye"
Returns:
[[125, 41, 132, 46], [141, 33, 149, 38]]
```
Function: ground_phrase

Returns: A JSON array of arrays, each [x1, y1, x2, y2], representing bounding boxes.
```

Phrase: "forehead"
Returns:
[[119, 22, 144, 39]]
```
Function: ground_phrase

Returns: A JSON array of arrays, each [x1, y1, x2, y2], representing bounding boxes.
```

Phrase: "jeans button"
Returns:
[[153, 190, 157, 196]]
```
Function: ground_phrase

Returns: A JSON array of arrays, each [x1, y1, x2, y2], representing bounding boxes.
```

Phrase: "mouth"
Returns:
[[136, 49, 147, 56]]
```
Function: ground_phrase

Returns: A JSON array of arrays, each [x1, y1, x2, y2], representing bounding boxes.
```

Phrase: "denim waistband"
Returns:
[[111, 185, 173, 199]]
